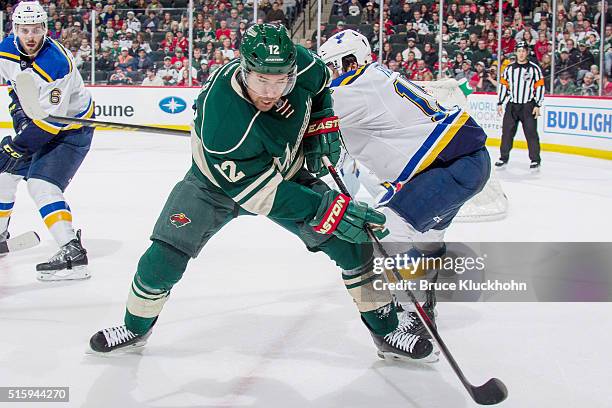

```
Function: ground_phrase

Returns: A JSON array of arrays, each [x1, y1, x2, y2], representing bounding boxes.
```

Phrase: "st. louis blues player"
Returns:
[[0, 1, 94, 280], [320, 30, 491, 332]]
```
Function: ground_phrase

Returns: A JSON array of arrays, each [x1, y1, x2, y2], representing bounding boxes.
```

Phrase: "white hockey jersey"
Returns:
[[330, 62, 485, 204], [0, 34, 93, 135]]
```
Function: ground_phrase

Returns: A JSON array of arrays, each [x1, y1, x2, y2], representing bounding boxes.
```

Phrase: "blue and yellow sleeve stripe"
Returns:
[[330, 64, 370, 88], [0, 202, 14, 218], [0, 51, 19, 62], [39, 201, 72, 228]]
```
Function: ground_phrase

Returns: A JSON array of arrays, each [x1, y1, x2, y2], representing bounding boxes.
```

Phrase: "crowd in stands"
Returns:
[[0, 0, 610, 94], [324, 0, 612, 95], [1, 0, 303, 85]]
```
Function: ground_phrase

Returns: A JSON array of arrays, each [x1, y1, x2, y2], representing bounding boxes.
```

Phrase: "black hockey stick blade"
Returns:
[[14, 72, 190, 137], [0, 231, 41, 254], [470, 378, 508, 405]]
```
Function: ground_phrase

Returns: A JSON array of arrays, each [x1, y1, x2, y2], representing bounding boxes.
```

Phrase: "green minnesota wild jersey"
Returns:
[[192, 45, 333, 221]]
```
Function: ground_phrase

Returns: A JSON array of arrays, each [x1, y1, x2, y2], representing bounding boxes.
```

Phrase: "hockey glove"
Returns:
[[9, 101, 29, 133], [309, 190, 389, 244], [0, 136, 27, 173], [303, 116, 342, 177]]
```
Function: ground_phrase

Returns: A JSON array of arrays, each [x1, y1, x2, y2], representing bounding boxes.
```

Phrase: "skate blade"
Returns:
[[377, 349, 440, 364], [85, 332, 152, 357], [85, 342, 148, 357], [37, 265, 90, 282], [85, 342, 146, 358]]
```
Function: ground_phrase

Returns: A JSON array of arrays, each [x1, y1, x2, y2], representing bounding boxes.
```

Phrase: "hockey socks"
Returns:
[[27, 178, 75, 246], [0, 173, 22, 234], [125, 240, 190, 334], [342, 259, 398, 336]]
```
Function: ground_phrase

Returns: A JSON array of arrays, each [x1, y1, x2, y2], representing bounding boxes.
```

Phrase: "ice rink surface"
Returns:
[[1, 131, 611, 407]]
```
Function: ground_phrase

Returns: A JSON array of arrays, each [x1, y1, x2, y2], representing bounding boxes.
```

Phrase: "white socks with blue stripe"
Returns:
[[0, 173, 22, 236]]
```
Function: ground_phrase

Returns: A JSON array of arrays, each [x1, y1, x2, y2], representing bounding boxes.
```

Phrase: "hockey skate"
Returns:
[[36, 230, 89, 281], [364, 313, 437, 363], [494, 158, 508, 168], [89, 322, 154, 355]]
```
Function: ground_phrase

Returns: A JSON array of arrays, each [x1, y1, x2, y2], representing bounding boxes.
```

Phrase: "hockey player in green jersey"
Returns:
[[89, 24, 434, 361]]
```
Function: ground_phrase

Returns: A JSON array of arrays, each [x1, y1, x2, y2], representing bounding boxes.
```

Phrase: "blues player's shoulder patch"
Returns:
[[30, 39, 73, 83]]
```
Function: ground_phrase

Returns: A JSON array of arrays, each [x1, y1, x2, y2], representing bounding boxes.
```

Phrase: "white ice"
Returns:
[[1, 131, 611, 407]]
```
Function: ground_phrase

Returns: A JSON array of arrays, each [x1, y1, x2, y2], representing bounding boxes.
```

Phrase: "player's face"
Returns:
[[16, 24, 46, 55], [245, 71, 293, 111]]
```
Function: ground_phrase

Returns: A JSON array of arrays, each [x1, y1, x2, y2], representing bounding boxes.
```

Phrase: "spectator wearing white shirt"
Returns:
[[401, 37, 422, 60], [219, 38, 236, 59], [126, 11, 142, 32], [142, 69, 165, 86]]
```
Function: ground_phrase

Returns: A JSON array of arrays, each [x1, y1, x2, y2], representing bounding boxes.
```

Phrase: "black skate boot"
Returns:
[[364, 315, 436, 362], [529, 161, 541, 170], [494, 158, 508, 168], [36, 230, 89, 281], [403, 270, 438, 339], [89, 320, 155, 355]]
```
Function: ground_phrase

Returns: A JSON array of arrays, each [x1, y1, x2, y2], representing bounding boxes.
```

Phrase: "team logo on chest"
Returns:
[[170, 213, 191, 228], [273, 143, 292, 172]]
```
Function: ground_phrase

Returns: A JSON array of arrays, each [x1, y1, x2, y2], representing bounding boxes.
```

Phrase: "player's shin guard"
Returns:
[[27, 178, 75, 246], [124, 240, 190, 334], [0, 173, 22, 238], [343, 259, 398, 335]]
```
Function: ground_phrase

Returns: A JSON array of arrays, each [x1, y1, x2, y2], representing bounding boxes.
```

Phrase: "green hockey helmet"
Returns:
[[240, 24, 298, 97]]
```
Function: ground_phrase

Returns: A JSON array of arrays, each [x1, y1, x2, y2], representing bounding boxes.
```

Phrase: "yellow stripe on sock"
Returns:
[[0, 210, 12, 218], [44, 210, 72, 228]]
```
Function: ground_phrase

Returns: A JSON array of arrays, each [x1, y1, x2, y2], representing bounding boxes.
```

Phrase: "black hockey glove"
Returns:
[[0, 136, 27, 173]]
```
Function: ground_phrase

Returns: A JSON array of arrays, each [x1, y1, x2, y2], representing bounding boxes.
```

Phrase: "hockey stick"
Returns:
[[0, 231, 40, 254], [321, 156, 508, 406], [14, 73, 190, 137]]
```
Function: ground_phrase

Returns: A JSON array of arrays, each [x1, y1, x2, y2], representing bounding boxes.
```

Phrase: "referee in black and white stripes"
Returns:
[[496, 42, 544, 169]]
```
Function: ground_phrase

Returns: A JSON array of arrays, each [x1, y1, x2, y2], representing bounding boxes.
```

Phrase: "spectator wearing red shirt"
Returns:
[[170, 48, 188, 66], [470, 61, 486, 89], [500, 28, 516, 56], [602, 76, 612, 96], [402, 52, 418, 76], [175, 31, 188, 52], [410, 60, 432, 81], [160, 31, 176, 54], [382, 12, 395, 35], [533, 32, 549, 62], [177, 69, 201, 87], [215, 20, 231, 40], [331, 21, 346, 36], [486, 31, 498, 55]]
